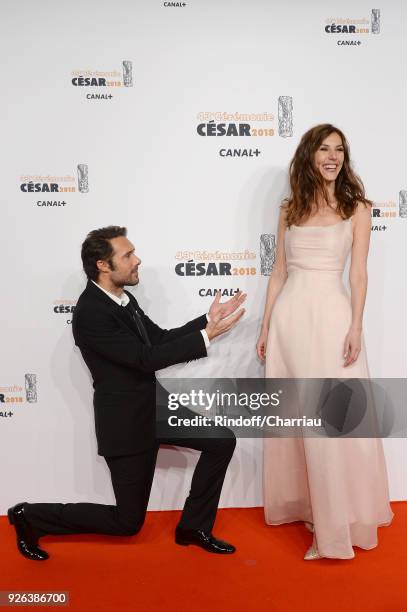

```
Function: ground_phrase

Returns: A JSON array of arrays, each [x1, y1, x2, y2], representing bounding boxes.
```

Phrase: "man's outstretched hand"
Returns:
[[205, 290, 247, 341], [208, 290, 247, 321]]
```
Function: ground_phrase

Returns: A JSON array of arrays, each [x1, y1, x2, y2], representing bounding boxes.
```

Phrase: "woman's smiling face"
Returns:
[[313, 132, 345, 183]]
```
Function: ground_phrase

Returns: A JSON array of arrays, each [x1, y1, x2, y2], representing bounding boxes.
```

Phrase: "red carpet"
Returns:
[[1, 503, 406, 611]]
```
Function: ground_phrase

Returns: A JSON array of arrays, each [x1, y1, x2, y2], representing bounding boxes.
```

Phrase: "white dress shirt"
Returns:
[[91, 281, 210, 348]]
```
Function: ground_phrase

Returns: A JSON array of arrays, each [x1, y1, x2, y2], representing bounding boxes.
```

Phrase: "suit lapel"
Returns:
[[85, 281, 144, 342], [113, 304, 143, 340]]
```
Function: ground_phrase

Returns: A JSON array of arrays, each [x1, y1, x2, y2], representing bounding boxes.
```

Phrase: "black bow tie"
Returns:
[[125, 302, 151, 346]]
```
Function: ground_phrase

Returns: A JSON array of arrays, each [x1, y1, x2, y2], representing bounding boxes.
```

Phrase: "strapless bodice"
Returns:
[[285, 217, 353, 275]]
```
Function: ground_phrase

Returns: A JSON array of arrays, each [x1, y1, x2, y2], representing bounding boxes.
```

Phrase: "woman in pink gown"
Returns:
[[257, 124, 393, 560]]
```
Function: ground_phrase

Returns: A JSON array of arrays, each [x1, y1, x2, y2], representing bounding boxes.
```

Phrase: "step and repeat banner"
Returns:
[[1, 0, 406, 513]]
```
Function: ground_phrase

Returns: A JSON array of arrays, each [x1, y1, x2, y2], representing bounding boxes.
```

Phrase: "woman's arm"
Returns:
[[257, 206, 288, 360], [261, 206, 289, 330], [344, 201, 372, 366]]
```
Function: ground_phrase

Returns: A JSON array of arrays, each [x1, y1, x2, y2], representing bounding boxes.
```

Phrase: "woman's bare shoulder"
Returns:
[[353, 201, 372, 224]]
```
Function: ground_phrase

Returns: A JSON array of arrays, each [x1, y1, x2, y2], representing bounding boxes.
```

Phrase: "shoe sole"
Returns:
[[175, 539, 188, 546]]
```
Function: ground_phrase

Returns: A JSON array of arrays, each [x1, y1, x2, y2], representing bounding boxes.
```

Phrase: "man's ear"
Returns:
[[96, 259, 111, 274]]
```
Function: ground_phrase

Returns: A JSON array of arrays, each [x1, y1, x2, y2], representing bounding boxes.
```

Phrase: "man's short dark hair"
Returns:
[[81, 226, 127, 281]]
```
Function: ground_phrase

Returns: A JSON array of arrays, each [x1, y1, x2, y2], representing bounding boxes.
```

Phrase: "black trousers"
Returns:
[[24, 413, 236, 539]]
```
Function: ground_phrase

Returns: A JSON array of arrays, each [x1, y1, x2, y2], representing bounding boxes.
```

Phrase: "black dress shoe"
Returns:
[[8, 503, 49, 561], [175, 526, 236, 554]]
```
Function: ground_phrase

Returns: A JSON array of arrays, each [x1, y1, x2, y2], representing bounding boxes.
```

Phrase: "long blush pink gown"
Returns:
[[263, 217, 394, 559]]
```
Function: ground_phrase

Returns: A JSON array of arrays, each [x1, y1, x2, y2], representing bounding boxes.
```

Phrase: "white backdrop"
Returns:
[[1, 0, 406, 514]]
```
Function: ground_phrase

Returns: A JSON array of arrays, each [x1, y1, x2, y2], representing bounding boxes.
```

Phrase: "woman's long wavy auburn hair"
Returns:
[[283, 124, 372, 227]]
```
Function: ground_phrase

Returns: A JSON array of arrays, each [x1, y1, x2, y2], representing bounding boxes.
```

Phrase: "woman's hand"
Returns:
[[256, 327, 269, 361], [343, 326, 362, 367]]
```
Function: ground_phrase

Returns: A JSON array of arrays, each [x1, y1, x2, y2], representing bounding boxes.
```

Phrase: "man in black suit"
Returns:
[[8, 226, 246, 560]]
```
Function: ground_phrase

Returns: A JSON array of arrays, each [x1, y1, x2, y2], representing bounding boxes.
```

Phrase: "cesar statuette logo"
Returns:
[[260, 235, 276, 276], [371, 9, 380, 34], [25, 374, 38, 403], [278, 96, 293, 138], [399, 191, 407, 219], [77, 164, 89, 193]]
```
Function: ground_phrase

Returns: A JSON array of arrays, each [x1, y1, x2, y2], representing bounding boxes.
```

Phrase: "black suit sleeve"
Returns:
[[75, 308, 207, 373], [132, 299, 208, 345]]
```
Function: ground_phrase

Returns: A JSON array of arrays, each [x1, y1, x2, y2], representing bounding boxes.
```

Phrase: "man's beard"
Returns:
[[112, 274, 139, 288]]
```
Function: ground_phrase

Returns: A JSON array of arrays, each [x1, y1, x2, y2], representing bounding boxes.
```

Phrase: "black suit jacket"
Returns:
[[72, 281, 208, 456]]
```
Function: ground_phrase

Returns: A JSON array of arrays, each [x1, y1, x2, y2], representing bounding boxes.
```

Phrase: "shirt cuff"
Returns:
[[200, 329, 210, 349]]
